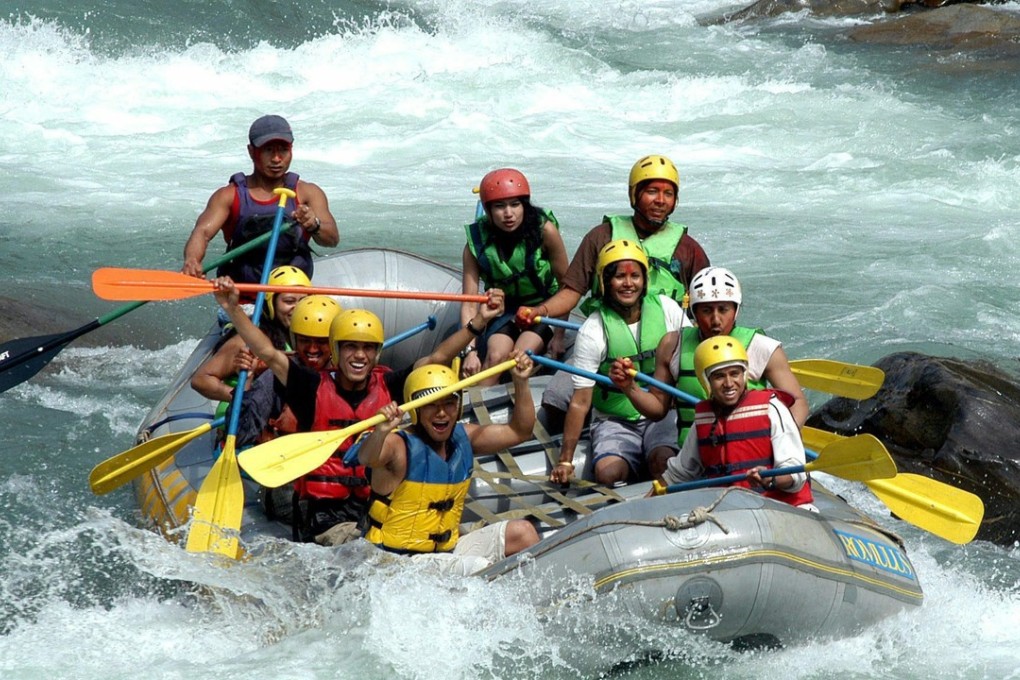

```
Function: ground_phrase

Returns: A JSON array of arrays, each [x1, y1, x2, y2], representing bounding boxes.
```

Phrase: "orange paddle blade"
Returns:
[[92, 268, 490, 303]]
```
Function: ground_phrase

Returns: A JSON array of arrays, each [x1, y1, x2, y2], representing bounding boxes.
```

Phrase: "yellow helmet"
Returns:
[[403, 364, 461, 425], [594, 239, 649, 295], [289, 295, 342, 341], [628, 154, 679, 208], [329, 309, 384, 366], [693, 335, 749, 393], [266, 265, 311, 320]]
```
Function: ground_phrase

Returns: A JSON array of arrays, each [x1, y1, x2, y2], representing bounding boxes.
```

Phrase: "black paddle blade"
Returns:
[[0, 328, 89, 393]]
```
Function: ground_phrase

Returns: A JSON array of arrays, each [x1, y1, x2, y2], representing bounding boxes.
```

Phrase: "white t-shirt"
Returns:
[[669, 330, 781, 384], [571, 295, 688, 397]]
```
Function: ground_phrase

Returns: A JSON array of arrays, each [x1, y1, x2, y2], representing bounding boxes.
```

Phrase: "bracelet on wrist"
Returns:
[[465, 319, 484, 336], [556, 461, 574, 468], [307, 217, 321, 235]]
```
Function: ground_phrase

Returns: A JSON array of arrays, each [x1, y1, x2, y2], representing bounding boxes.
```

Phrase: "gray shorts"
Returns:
[[590, 412, 679, 476]]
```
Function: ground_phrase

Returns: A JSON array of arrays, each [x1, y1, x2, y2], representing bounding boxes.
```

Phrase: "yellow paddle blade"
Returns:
[[238, 419, 381, 488], [89, 423, 214, 495], [802, 426, 843, 451], [791, 359, 885, 400], [185, 436, 244, 558], [238, 358, 519, 487], [802, 428, 984, 543], [808, 433, 897, 481], [868, 473, 984, 545]]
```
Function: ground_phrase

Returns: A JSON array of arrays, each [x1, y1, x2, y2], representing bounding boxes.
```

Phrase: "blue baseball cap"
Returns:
[[248, 115, 293, 148]]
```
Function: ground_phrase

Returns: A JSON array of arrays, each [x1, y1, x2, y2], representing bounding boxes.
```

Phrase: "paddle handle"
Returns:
[[91, 267, 492, 304], [534, 316, 582, 331], [528, 352, 622, 392], [381, 316, 437, 350], [655, 464, 807, 495]]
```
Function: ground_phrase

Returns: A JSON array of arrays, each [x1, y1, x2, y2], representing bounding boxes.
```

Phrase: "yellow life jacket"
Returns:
[[365, 425, 474, 553]]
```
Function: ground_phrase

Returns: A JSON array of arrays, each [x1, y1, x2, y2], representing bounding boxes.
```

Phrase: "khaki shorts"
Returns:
[[409, 520, 509, 576]]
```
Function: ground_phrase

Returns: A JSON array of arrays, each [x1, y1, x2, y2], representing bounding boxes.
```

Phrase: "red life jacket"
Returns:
[[693, 389, 814, 507], [293, 366, 393, 500]]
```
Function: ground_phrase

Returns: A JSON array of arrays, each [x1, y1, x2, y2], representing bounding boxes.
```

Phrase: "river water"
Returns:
[[2, 1, 1019, 678]]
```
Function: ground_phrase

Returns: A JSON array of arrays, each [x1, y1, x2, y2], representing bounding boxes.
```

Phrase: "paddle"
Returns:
[[802, 428, 984, 544], [90, 417, 224, 495], [186, 187, 294, 558], [528, 351, 882, 464], [787, 359, 884, 400], [92, 268, 491, 304], [532, 316, 884, 399], [652, 433, 896, 494], [237, 358, 519, 488], [0, 229, 278, 394], [533, 353, 982, 543], [88, 314, 444, 497]]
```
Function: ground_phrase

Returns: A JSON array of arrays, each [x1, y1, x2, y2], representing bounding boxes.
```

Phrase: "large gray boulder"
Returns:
[[808, 351, 1020, 546]]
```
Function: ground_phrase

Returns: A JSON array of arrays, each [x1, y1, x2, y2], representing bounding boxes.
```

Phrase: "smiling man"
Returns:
[[660, 336, 815, 510], [352, 357, 540, 574], [516, 154, 709, 325], [213, 277, 506, 542]]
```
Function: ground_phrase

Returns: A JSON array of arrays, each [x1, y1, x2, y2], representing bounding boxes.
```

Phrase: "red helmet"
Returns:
[[478, 168, 530, 205]]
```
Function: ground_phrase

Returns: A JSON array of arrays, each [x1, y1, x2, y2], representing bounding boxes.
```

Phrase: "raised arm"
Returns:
[[468, 351, 536, 455], [212, 277, 293, 385], [415, 289, 504, 370], [355, 401, 407, 497]]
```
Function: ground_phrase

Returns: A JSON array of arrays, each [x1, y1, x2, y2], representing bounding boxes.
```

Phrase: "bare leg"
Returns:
[[647, 445, 678, 481], [594, 456, 630, 485], [480, 334, 516, 385], [504, 519, 540, 556]]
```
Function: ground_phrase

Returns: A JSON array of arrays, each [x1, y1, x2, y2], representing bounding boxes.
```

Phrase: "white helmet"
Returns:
[[689, 267, 742, 309]]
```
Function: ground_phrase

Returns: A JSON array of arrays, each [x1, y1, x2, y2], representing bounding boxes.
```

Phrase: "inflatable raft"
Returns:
[[131, 248, 922, 647]]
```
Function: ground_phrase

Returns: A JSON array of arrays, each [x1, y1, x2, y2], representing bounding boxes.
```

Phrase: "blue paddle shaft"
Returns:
[[663, 464, 806, 493], [224, 195, 291, 437], [538, 317, 581, 331], [381, 315, 437, 349]]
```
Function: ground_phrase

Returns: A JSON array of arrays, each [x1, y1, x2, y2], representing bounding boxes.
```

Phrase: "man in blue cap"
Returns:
[[182, 114, 339, 284]]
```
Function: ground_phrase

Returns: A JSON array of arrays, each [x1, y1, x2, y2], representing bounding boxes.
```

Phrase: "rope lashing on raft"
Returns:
[[502, 488, 736, 567]]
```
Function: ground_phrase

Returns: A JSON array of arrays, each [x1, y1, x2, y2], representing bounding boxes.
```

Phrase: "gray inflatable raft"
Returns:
[[131, 248, 922, 647]]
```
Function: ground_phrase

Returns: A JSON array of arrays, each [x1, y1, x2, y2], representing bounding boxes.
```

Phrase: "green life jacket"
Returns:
[[675, 325, 766, 445], [465, 209, 560, 307], [607, 214, 688, 302], [592, 295, 667, 421]]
